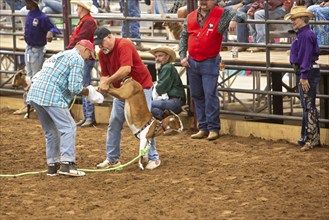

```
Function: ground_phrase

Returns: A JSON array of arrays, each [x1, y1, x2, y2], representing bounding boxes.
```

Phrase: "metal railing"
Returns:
[[1, 0, 328, 126]]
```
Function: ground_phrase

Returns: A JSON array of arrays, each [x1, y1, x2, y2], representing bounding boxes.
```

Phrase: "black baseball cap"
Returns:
[[94, 27, 111, 45]]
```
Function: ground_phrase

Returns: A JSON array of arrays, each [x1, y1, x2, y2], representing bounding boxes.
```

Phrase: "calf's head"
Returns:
[[12, 69, 30, 90], [161, 110, 183, 132]]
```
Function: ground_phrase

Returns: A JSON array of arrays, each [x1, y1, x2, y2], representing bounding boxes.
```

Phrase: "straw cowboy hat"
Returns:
[[149, 46, 177, 63], [284, 6, 314, 20], [71, 0, 98, 14]]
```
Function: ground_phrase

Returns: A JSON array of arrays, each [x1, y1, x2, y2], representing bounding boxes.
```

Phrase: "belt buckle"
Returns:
[[313, 64, 319, 68]]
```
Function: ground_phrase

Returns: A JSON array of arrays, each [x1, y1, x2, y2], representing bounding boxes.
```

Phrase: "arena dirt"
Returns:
[[0, 107, 328, 219]]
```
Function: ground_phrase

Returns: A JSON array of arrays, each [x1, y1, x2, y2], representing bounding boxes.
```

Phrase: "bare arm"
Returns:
[[99, 66, 131, 93]]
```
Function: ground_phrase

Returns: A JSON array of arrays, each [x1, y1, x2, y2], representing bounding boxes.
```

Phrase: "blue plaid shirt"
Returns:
[[27, 48, 84, 108]]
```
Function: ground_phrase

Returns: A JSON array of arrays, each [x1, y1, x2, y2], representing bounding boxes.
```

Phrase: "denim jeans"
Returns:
[[120, 0, 141, 41], [82, 60, 95, 121], [31, 101, 77, 164], [297, 68, 321, 146], [236, 4, 252, 43], [43, 0, 63, 14], [154, 0, 168, 14], [25, 46, 45, 79], [5, 0, 25, 10], [151, 98, 183, 120], [187, 56, 221, 132], [249, 6, 288, 43], [105, 88, 159, 162]]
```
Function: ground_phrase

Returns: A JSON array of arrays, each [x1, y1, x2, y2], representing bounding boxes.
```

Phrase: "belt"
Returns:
[[27, 45, 44, 48], [169, 96, 181, 99], [312, 64, 319, 68]]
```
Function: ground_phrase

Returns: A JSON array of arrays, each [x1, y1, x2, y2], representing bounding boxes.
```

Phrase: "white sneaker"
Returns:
[[96, 159, 121, 169], [145, 159, 161, 170]]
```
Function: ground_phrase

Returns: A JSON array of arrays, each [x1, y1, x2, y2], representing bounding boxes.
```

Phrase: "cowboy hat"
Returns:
[[71, 0, 98, 14], [284, 6, 314, 20], [26, 0, 40, 5], [149, 46, 177, 63]]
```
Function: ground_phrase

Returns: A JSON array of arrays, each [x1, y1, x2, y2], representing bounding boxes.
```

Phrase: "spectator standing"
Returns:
[[94, 27, 161, 170], [285, 6, 321, 151], [14, 0, 60, 115], [149, 46, 186, 120], [68, 0, 98, 127], [119, 0, 150, 51], [26, 40, 97, 176], [179, 0, 242, 141]]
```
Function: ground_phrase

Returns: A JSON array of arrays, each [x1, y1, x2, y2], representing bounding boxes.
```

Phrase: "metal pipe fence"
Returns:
[[1, 0, 328, 126]]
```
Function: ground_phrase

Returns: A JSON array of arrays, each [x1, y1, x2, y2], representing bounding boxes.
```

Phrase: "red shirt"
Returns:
[[66, 14, 96, 49], [98, 38, 153, 89], [187, 6, 224, 61]]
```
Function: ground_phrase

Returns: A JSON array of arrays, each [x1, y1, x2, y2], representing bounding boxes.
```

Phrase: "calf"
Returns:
[[163, 16, 183, 41], [12, 69, 32, 119], [107, 77, 183, 170]]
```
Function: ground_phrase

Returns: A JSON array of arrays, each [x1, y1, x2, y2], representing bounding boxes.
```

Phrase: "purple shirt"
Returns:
[[25, 7, 60, 47], [290, 25, 319, 79]]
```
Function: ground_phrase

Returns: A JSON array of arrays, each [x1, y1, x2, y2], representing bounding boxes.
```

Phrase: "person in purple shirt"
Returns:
[[284, 6, 321, 151], [13, 0, 60, 116], [24, 0, 60, 78]]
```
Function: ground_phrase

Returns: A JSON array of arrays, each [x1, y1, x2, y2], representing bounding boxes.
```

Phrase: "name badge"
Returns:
[[32, 18, 39, 27]]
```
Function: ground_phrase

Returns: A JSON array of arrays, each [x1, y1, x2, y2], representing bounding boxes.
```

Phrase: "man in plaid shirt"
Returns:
[[27, 40, 97, 177]]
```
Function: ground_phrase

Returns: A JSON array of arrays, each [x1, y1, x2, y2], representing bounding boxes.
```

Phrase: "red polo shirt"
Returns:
[[98, 38, 153, 89]]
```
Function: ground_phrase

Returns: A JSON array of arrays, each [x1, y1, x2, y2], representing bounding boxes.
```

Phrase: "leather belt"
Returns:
[[169, 96, 181, 99]]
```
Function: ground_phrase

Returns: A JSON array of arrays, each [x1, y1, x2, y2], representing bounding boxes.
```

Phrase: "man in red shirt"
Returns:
[[68, 0, 98, 127], [179, 0, 242, 141], [94, 27, 161, 170]]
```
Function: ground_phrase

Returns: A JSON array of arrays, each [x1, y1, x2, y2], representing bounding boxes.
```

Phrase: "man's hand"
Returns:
[[300, 78, 310, 92], [99, 76, 110, 93], [229, 21, 237, 32], [46, 31, 53, 42], [180, 57, 190, 68]]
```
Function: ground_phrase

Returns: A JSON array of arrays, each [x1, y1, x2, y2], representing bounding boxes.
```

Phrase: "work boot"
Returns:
[[207, 131, 219, 141], [81, 119, 96, 127], [191, 131, 208, 139]]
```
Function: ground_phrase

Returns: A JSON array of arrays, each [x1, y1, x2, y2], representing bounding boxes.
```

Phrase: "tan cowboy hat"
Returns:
[[149, 46, 177, 63], [284, 6, 314, 20], [71, 0, 98, 14]]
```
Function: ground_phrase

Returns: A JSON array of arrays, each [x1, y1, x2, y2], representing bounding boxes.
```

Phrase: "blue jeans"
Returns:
[[151, 98, 183, 120], [236, 4, 252, 43], [250, 6, 288, 43], [43, 0, 63, 14], [25, 46, 45, 79], [154, 0, 168, 14], [187, 56, 221, 132], [93, 0, 100, 8], [5, 0, 25, 10], [297, 68, 321, 146], [31, 102, 77, 164], [105, 88, 159, 162], [82, 60, 95, 121], [120, 0, 141, 42]]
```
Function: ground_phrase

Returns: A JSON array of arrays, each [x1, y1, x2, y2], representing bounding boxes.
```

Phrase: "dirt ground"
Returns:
[[0, 107, 328, 220]]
